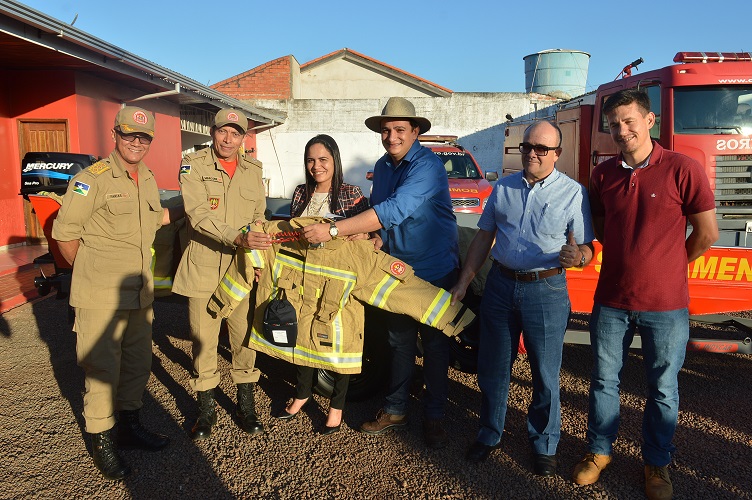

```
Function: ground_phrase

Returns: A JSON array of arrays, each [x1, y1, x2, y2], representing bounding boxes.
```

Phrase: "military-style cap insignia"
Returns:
[[180, 164, 191, 175], [73, 181, 90, 196], [390, 260, 406, 276], [132, 110, 148, 124], [209, 197, 220, 210]]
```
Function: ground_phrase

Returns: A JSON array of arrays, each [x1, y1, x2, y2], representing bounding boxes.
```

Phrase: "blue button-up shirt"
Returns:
[[371, 140, 459, 281], [479, 169, 594, 271]]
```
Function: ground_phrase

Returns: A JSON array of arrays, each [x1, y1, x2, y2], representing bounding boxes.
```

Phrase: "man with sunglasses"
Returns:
[[450, 120, 594, 476], [172, 108, 270, 441], [53, 106, 182, 480]]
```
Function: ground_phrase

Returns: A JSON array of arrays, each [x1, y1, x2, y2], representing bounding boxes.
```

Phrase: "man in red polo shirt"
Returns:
[[572, 89, 718, 500]]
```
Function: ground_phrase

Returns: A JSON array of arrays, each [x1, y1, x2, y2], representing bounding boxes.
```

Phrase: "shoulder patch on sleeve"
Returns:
[[73, 181, 90, 196], [179, 164, 191, 175], [87, 161, 110, 175], [388, 260, 407, 277]]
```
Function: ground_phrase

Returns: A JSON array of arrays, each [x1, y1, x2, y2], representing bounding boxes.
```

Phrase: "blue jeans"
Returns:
[[476, 266, 570, 455], [383, 269, 457, 420], [587, 304, 689, 466]]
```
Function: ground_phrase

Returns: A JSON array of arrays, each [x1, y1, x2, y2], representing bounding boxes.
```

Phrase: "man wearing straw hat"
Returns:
[[303, 97, 459, 449]]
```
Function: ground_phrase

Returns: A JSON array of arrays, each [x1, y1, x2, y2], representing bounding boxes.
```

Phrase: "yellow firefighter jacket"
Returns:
[[208, 217, 475, 374]]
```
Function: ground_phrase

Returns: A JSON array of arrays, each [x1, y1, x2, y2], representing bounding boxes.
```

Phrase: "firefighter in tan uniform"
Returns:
[[52, 106, 181, 481], [172, 108, 271, 440]]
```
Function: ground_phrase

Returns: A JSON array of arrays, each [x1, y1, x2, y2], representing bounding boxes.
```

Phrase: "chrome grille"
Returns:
[[452, 198, 480, 208]]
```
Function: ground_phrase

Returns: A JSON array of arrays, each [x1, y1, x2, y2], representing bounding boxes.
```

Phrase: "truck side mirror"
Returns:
[[485, 171, 499, 182]]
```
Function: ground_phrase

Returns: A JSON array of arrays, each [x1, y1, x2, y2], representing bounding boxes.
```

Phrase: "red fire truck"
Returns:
[[502, 52, 752, 349]]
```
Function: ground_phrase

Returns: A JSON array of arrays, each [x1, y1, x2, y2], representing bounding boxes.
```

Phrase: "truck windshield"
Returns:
[[435, 151, 482, 179], [674, 86, 752, 135]]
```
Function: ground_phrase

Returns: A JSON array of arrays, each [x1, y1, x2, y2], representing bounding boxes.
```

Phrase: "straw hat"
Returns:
[[365, 97, 431, 134]]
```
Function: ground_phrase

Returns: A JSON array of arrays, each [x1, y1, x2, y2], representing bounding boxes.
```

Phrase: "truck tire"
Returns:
[[313, 306, 390, 401]]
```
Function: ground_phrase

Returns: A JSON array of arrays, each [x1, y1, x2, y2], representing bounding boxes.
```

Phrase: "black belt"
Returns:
[[493, 261, 563, 282]]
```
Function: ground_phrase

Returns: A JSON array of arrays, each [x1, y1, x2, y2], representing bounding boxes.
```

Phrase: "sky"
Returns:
[[16, 0, 752, 94]]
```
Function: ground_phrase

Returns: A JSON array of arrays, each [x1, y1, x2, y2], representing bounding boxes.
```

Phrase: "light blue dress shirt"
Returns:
[[479, 169, 594, 271]]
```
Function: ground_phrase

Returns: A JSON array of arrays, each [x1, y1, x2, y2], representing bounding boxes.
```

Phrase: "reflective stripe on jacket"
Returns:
[[208, 217, 474, 374]]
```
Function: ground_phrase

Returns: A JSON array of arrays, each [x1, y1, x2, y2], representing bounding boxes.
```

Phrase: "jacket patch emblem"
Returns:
[[88, 162, 110, 175], [105, 192, 130, 200], [390, 261, 406, 276], [179, 164, 191, 175], [73, 181, 90, 196], [209, 197, 220, 210]]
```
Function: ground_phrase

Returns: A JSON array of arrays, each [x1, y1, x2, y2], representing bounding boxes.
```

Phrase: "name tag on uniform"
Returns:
[[202, 175, 222, 183], [105, 192, 130, 200]]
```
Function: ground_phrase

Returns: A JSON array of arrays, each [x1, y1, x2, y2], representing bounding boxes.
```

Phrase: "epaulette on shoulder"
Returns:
[[86, 161, 111, 176], [244, 156, 263, 169]]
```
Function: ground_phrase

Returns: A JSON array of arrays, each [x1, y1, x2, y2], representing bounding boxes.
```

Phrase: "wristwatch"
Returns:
[[579, 253, 586, 267], [329, 222, 339, 238]]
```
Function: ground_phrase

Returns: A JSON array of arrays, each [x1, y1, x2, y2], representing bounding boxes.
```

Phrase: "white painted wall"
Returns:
[[300, 59, 435, 99], [250, 94, 558, 199]]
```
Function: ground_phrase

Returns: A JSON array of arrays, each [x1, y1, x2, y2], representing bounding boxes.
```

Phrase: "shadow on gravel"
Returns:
[[33, 296, 234, 499]]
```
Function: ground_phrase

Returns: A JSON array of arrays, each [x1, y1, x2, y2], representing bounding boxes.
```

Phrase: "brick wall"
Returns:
[[212, 56, 292, 99]]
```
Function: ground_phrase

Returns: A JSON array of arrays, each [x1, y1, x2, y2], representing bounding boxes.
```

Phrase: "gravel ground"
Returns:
[[1, 296, 751, 499]]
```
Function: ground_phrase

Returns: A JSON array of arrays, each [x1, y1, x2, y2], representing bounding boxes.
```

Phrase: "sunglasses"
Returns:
[[519, 142, 559, 156], [116, 130, 153, 145]]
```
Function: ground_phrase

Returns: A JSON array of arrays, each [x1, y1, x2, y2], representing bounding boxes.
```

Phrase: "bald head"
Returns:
[[521, 120, 562, 184]]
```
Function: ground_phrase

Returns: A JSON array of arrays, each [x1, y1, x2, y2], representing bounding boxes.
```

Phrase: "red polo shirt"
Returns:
[[589, 142, 716, 311]]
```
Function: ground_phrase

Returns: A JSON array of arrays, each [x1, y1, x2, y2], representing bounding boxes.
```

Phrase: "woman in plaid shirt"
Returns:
[[289, 134, 370, 219], [277, 134, 369, 435]]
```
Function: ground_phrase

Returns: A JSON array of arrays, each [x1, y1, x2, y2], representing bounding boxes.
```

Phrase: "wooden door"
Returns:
[[18, 120, 69, 243]]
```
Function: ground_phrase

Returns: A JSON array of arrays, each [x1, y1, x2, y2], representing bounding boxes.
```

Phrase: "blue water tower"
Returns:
[[524, 49, 590, 98]]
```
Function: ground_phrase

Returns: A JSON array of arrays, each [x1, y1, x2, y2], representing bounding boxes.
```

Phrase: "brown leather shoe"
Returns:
[[572, 453, 612, 485], [644, 465, 672, 500], [359, 409, 407, 435], [423, 419, 448, 449]]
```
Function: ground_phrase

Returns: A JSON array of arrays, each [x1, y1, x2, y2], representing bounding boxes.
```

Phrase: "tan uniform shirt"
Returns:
[[209, 217, 476, 374], [52, 152, 163, 309], [172, 147, 266, 298]]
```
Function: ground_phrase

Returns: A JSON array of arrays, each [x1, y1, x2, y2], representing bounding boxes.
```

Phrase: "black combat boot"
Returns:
[[236, 383, 264, 435], [191, 389, 217, 441], [117, 409, 169, 451], [90, 429, 131, 480]]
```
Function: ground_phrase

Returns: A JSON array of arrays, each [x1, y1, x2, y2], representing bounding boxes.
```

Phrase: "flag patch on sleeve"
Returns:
[[73, 181, 90, 196], [180, 164, 191, 175]]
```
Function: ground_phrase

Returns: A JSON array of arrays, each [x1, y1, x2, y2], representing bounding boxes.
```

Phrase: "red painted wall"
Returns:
[[0, 70, 183, 247]]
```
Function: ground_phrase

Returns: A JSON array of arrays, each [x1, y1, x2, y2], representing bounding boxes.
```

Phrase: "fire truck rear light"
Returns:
[[674, 52, 752, 63]]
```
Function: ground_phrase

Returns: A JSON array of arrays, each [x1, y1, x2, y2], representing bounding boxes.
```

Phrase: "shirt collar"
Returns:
[[109, 151, 151, 180], [521, 167, 560, 189], [618, 140, 661, 170]]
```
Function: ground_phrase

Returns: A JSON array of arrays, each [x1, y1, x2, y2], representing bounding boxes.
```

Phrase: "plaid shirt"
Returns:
[[290, 183, 370, 218]]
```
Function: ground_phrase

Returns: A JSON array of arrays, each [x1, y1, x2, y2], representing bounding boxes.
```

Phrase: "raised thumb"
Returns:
[[567, 231, 577, 247]]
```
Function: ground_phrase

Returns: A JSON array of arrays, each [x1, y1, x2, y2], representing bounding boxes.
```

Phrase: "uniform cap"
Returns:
[[114, 106, 155, 138], [215, 108, 248, 133], [365, 96, 431, 134]]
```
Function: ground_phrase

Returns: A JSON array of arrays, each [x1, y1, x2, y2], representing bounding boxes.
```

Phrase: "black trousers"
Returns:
[[295, 365, 350, 410]]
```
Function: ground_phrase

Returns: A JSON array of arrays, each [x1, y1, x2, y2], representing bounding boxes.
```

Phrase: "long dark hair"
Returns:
[[303, 134, 344, 214]]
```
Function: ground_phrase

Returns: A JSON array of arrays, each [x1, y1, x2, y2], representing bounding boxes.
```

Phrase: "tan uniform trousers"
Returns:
[[188, 296, 259, 392], [74, 307, 153, 434]]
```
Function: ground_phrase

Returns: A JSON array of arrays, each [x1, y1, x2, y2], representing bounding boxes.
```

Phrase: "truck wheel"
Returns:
[[313, 306, 390, 402]]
